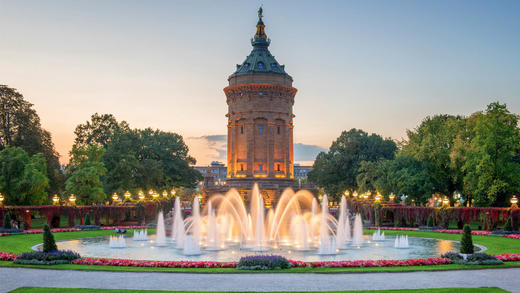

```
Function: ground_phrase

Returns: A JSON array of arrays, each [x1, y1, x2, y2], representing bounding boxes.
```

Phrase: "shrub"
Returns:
[[14, 250, 80, 265], [43, 224, 57, 252], [85, 213, 91, 226], [460, 224, 474, 254], [504, 216, 513, 232], [73, 224, 100, 231], [237, 255, 291, 270], [426, 215, 434, 227], [3, 213, 11, 229], [465, 253, 503, 265], [441, 252, 463, 261]]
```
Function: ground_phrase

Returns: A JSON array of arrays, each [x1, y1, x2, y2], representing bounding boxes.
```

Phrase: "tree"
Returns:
[[42, 224, 57, 252], [461, 102, 520, 206], [73, 113, 129, 149], [65, 145, 107, 205], [102, 128, 202, 194], [308, 129, 397, 199], [460, 224, 474, 254], [401, 115, 466, 198], [359, 155, 434, 204], [0, 85, 64, 195], [0, 146, 49, 205]]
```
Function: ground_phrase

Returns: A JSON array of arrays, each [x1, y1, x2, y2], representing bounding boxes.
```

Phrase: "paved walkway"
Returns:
[[1, 267, 520, 292]]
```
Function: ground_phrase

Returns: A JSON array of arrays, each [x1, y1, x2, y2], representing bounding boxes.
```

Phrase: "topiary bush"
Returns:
[[237, 255, 291, 270], [504, 216, 513, 232], [43, 224, 58, 252], [85, 213, 91, 226], [3, 213, 11, 229], [441, 252, 463, 261], [426, 214, 434, 227], [14, 250, 80, 265], [460, 224, 474, 254]]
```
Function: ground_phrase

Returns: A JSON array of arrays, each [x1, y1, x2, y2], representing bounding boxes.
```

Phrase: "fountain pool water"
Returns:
[[55, 185, 472, 261]]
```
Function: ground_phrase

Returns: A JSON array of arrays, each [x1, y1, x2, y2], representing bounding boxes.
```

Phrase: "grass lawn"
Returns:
[[7, 287, 510, 293], [1, 228, 519, 273]]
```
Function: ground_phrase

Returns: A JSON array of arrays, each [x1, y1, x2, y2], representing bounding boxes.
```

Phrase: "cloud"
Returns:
[[186, 135, 327, 166]]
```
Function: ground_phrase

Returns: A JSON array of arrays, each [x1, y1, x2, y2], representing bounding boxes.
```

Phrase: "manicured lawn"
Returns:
[[7, 287, 510, 293], [0, 229, 155, 254]]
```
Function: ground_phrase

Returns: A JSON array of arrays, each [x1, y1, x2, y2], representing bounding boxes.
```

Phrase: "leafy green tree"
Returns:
[[370, 155, 434, 204], [102, 128, 202, 193], [65, 145, 107, 205], [3, 213, 11, 229], [0, 85, 64, 195], [308, 129, 397, 199], [73, 113, 129, 148], [401, 115, 466, 198], [461, 102, 520, 206], [0, 146, 49, 205]]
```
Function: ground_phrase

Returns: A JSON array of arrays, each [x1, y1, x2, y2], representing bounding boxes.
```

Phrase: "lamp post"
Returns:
[[170, 188, 176, 197], [511, 196, 518, 208], [0, 193, 4, 206], [442, 196, 450, 207], [138, 191, 145, 201], [69, 194, 76, 206], [375, 193, 382, 202], [162, 190, 168, 198], [124, 191, 131, 201], [52, 194, 60, 205], [112, 193, 119, 204], [389, 193, 395, 202]]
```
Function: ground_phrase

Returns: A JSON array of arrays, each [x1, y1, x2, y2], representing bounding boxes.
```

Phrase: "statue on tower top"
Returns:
[[258, 6, 263, 19]]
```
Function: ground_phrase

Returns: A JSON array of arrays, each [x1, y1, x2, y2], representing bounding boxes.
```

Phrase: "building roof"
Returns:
[[229, 8, 291, 80]]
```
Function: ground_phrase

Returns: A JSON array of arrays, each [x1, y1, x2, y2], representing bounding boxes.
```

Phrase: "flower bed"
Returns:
[[0, 252, 18, 261], [72, 258, 237, 268], [503, 234, 520, 240], [433, 229, 491, 235], [367, 226, 418, 231]]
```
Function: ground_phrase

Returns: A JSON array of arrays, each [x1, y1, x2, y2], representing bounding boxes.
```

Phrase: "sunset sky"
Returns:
[[1, 0, 519, 166]]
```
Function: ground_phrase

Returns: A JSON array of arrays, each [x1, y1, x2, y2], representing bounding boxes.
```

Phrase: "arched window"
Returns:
[[257, 61, 264, 69], [277, 126, 280, 134], [240, 126, 244, 134], [258, 125, 263, 134]]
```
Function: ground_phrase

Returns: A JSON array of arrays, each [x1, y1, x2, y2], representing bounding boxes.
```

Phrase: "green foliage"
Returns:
[[65, 145, 107, 205], [401, 114, 466, 196], [101, 128, 202, 193], [0, 85, 65, 195], [3, 213, 12, 229], [504, 216, 513, 232], [0, 146, 49, 205], [460, 224, 474, 254], [42, 224, 57, 252], [73, 113, 130, 149], [308, 129, 397, 199], [360, 155, 433, 205], [84, 214, 91, 226], [460, 102, 520, 206]]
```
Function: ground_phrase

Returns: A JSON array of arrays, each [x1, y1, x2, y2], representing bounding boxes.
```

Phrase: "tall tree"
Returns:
[[102, 128, 202, 194], [461, 102, 520, 206], [65, 145, 107, 205], [0, 85, 64, 194], [308, 128, 397, 199], [0, 146, 49, 205], [401, 114, 466, 197], [73, 113, 129, 148]]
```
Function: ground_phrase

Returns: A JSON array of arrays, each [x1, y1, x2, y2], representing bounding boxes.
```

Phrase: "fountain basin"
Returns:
[[53, 234, 478, 262]]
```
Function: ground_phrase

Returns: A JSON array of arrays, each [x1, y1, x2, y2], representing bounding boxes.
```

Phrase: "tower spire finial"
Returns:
[[254, 6, 267, 40]]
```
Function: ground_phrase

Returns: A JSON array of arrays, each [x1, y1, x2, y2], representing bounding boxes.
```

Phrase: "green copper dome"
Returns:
[[229, 8, 291, 80]]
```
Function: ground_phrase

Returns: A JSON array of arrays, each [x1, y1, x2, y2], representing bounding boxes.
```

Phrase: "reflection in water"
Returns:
[[54, 235, 474, 262]]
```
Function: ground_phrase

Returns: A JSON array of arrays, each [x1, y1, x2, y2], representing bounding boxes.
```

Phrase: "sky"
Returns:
[[1, 0, 519, 166]]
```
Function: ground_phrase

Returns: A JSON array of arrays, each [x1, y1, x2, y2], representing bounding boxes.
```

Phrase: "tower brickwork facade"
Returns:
[[223, 8, 297, 205]]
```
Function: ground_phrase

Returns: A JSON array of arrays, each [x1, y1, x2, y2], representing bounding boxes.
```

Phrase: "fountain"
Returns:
[[183, 197, 201, 255], [109, 235, 126, 248], [352, 213, 364, 246], [317, 194, 337, 255], [155, 211, 167, 246], [172, 197, 185, 249], [133, 229, 148, 241], [205, 201, 223, 250], [394, 235, 409, 248], [372, 228, 385, 241], [336, 195, 351, 249]]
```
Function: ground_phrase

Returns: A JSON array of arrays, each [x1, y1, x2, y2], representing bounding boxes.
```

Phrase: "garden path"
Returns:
[[1, 267, 520, 292]]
